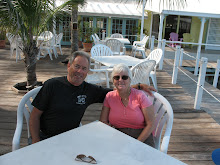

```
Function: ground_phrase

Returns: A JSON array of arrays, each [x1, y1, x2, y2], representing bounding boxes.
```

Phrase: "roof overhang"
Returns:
[[56, 0, 147, 19], [146, 0, 220, 18]]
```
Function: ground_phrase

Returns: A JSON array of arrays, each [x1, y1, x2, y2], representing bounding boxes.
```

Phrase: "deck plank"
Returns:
[[0, 47, 220, 165]]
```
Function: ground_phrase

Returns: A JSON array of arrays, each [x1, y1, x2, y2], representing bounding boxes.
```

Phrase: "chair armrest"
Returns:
[[122, 46, 126, 55], [90, 68, 109, 72], [133, 41, 142, 46]]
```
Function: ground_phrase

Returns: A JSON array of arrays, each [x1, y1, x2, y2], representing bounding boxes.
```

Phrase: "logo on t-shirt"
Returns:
[[76, 95, 87, 105]]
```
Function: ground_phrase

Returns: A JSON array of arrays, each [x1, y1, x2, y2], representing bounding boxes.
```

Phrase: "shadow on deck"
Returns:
[[0, 46, 220, 165]]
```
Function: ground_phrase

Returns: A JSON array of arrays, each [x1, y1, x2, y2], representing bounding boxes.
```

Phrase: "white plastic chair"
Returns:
[[130, 60, 156, 85], [12, 86, 42, 151], [110, 33, 123, 38], [38, 36, 58, 60], [94, 33, 100, 41], [6, 33, 16, 58], [132, 35, 149, 58], [6, 33, 23, 62], [39, 31, 53, 41], [91, 44, 113, 57], [12, 86, 82, 151], [106, 39, 125, 55], [92, 34, 99, 45], [86, 68, 110, 88], [145, 91, 173, 154], [146, 48, 163, 90], [88, 44, 113, 87], [54, 33, 63, 55]]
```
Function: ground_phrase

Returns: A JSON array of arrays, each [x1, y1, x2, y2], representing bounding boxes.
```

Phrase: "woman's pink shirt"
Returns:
[[103, 88, 152, 129]]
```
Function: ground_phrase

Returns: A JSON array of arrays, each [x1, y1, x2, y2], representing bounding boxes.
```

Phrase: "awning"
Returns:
[[56, 0, 147, 19], [145, 0, 220, 18]]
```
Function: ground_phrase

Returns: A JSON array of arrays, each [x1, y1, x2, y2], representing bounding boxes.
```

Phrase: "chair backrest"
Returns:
[[141, 35, 149, 44], [169, 32, 179, 41], [105, 39, 123, 55], [94, 33, 100, 41], [183, 33, 192, 42], [40, 31, 53, 41], [146, 48, 163, 68], [12, 86, 42, 151], [90, 44, 113, 57], [110, 33, 123, 38], [130, 60, 156, 85], [146, 91, 173, 154], [55, 33, 63, 45], [6, 33, 16, 47], [91, 34, 98, 45]]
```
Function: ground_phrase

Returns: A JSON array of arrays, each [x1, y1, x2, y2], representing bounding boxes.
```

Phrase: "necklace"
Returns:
[[120, 89, 131, 100], [120, 89, 131, 107]]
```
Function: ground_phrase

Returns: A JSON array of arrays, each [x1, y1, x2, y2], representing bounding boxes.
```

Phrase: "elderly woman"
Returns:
[[100, 63, 155, 147]]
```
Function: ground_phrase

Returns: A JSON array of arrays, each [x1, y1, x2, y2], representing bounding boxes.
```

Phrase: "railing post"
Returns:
[[102, 30, 106, 40], [179, 48, 184, 66], [159, 39, 166, 70], [213, 59, 220, 88], [172, 45, 181, 84], [158, 40, 162, 49], [194, 57, 208, 110], [150, 36, 155, 52]]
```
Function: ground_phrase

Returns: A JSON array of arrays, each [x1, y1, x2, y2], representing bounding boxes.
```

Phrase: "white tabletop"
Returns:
[[0, 121, 186, 165], [105, 38, 130, 44], [92, 55, 144, 67]]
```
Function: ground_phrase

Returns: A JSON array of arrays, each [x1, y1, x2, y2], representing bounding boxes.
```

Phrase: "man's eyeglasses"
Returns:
[[113, 75, 129, 80]]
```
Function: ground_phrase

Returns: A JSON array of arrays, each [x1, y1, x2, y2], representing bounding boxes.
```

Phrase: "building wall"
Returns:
[[144, 11, 209, 47], [190, 16, 209, 44]]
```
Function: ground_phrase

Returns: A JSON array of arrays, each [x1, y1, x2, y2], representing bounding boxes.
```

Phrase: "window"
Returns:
[[112, 18, 123, 34], [164, 15, 192, 39], [112, 18, 138, 43]]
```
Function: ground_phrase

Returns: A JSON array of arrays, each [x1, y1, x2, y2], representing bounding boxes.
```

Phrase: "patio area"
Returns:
[[0, 45, 220, 165]]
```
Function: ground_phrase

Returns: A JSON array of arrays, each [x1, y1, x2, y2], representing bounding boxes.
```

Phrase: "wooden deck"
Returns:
[[1, 46, 220, 165]]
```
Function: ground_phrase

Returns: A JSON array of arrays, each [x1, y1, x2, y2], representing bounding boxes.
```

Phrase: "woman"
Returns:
[[100, 63, 155, 147]]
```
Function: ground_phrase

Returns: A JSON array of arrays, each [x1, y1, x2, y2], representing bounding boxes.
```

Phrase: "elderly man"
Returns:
[[29, 51, 155, 144]]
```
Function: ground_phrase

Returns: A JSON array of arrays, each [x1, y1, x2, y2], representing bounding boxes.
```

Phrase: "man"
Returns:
[[30, 51, 155, 144]]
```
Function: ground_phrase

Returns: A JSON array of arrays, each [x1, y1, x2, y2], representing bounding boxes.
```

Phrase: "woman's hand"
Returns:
[[137, 105, 155, 142]]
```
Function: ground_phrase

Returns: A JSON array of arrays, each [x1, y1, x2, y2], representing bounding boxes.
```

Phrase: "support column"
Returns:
[[53, 0, 56, 34], [140, 0, 146, 40], [149, 11, 153, 48], [194, 17, 206, 76], [157, 14, 165, 48]]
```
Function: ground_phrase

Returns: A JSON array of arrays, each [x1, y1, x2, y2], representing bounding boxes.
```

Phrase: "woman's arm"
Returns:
[[100, 106, 111, 126], [137, 105, 155, 142]]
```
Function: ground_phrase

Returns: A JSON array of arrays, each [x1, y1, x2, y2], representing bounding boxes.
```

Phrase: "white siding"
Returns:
[[206, 18, 220, 50]]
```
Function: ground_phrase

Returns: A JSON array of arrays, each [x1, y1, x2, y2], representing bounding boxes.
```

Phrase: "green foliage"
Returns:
[[0, 0, 85, 86], [80, 22, 99, 43], [0, 27, 6, 40]]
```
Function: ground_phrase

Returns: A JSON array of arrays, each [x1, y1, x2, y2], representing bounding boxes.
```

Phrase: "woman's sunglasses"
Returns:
[[113, 75, 129, 80]]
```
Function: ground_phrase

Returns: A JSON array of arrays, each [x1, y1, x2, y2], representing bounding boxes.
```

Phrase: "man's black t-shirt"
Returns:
[[32, 76, 111, 137]]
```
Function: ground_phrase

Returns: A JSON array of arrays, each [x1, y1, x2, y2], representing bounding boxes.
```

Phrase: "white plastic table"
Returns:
[[0, 121, 186, 165], [92, 55, 144, 68], [105, 38, 130, 44]]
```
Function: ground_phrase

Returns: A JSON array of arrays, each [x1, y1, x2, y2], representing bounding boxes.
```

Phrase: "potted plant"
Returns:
[[81, 22, 98, 52], [0, 28, 6, 49]]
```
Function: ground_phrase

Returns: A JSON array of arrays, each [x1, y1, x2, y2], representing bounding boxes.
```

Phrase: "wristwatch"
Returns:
[[138, 83, 141, 90]]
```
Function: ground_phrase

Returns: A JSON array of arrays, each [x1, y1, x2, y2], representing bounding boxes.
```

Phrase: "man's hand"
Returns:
[[131, 84, 156, 96], [140, 84, 157, 96]]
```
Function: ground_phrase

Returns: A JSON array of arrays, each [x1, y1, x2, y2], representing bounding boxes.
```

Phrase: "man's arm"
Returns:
[[131, 84, 156, 96], [29, 107, 43, 144]]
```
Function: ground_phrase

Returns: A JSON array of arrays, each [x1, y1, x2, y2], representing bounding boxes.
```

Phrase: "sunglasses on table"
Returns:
[[113, 75, 129, 80]]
